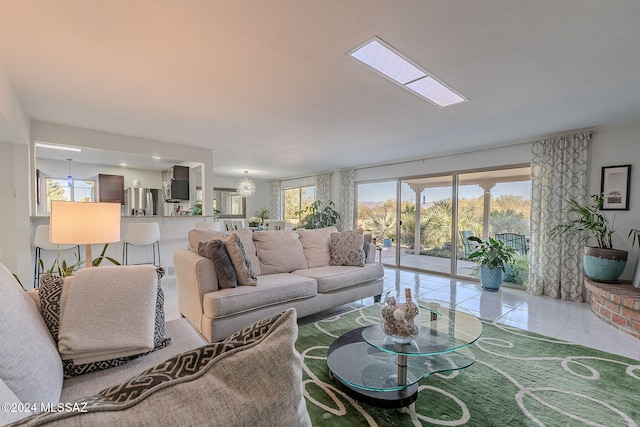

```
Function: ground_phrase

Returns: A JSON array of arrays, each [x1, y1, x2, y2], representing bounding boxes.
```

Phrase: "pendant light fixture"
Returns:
[[236, 171, 256, 197], [67, 158, 73, 187]]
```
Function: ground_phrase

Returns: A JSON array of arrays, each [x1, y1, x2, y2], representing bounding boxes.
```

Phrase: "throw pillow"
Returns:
[[222, 232, 257, 286], [198, 240, 238, 288], [187, 229, 228, 252], [295, 226, 338, 268], [329, 229, 366, 267], [252, 230, 308, 274], [236, 229, 261, 276], [38, 274, 171, 378], [0, 264, 63, 409], [18, 309, 312, 427]]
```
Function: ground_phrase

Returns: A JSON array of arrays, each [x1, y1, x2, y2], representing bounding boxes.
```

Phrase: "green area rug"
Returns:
[[295, 305, 640, 426]]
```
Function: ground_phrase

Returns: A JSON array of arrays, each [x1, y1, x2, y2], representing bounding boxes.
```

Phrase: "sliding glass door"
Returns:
[[356, 180, 398, 264], [355, 166, 531, 284], [400, 176, 453, 273]]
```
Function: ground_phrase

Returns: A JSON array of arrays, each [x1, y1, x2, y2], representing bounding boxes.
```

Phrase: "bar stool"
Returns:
[[33, 224, 80, 287], [122, 222, 161, 266]]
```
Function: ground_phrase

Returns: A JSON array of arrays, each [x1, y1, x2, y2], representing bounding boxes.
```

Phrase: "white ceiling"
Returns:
[[1, 1, 640, 179]]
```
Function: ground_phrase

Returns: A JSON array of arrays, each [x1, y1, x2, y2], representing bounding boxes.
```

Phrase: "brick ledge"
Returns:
[[584, 278, 640, 339]]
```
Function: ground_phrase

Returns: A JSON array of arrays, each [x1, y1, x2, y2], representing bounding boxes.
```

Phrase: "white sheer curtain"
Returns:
[[338, 169, 355, 231], [268, 180, 282, 220], [314, 172, 332, 205], [528, 132, 591, 301]]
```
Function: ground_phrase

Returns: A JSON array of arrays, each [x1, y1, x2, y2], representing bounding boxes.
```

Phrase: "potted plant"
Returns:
[[248, 217, 262, 228], [549, 194, 640, 282], [468, 236, 517, 291], [39, 244, 120, 280], [294, 200, 340, 229], [249, 209, 270, 228], [255, 208, 270, 223]]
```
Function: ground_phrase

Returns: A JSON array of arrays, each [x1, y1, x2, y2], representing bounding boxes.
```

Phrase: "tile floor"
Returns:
[[161, 267, 640, 361]]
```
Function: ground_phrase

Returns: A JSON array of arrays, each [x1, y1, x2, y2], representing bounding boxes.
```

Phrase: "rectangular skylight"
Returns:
[[349, 37, 467, 108], [34, 142, 82, 152], [406, 76, 466, 107], [350, 39, 426, 85]]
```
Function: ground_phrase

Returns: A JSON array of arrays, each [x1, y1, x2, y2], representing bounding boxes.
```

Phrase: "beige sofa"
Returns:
[[1, 263, 311, 426], [174, 227, 384, 342]]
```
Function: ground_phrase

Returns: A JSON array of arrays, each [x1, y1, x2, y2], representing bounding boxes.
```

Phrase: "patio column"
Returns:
[[408, 183, 427, 252], [479, 182, 495, 240]]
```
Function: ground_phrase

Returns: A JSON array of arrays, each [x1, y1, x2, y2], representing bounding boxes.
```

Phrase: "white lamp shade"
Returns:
[[50, 201, 121, 245]]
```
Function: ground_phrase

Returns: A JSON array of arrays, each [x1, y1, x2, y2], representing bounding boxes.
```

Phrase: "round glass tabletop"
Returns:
[[327, 301, 483, 394], [362, 299, 483, 355]]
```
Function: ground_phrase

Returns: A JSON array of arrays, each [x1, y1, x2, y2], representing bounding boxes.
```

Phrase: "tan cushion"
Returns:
[[223, 232, 258, 286], [20, 310, 311, 427], [252, 230, 308, 274], [198, 240, 237, 289], [187, 229, 229, 252], [329, 229, 366, 267], [295, 226, 338, 268], [0, 262, 63, 407], [292, 263, 384, 293], [203, 273, 317, 319], [236, 229, 261, 276]]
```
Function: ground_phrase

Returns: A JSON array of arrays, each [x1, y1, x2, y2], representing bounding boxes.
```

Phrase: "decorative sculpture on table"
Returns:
[[380, 288, 420, 343]]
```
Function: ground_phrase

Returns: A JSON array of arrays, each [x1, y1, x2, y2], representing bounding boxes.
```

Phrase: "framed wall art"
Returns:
[[600, 164, 631, 210]]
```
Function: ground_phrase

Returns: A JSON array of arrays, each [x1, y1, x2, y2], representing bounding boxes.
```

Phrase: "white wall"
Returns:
[[0, 64, 29, 144], [354, 142, 531, 182], [0, 141, 31, 285], [589, 123, 640, 279]]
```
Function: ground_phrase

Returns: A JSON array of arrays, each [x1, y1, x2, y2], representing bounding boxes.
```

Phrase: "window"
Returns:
[[45, 177, 95, 212], [356, 166, 531, 284], [283, 186, 315, 225]]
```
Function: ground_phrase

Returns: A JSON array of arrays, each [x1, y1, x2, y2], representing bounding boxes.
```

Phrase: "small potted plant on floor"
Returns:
[[549, 194, 640, 282], [467, 236, 517, 291]]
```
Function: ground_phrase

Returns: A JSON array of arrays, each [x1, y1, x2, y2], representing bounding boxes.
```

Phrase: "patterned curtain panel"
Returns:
[[314, 172, 332, 204], [338, 169, 355, 231], [268, 180, 282, 220], [528, 132, 591, 301]]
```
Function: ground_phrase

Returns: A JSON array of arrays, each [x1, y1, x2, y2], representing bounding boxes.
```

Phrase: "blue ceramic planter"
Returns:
[[480, 265, 503, 291], [583, 247, 627, 283]]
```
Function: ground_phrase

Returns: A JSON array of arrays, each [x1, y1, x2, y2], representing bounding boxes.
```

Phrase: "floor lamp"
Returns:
[[50, 201, 121, 269]]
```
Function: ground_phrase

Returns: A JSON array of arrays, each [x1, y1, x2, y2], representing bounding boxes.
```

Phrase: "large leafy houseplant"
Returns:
[[295, 200, 340, 229], [467, 236, 517, 271], [549, 194, 640, 282], [468, 236, 517, 291]]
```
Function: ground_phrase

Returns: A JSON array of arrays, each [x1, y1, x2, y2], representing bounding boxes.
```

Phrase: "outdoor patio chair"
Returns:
[[495, 232, 528, 255]]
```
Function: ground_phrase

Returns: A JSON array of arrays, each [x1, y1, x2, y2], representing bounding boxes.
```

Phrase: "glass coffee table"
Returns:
[[327, 301, 483, 408]]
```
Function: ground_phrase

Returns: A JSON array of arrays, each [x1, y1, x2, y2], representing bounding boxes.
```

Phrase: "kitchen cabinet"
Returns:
[[98, 174, 125, 203]]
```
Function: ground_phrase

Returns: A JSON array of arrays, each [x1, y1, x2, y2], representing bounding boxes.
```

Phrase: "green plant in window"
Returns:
[[295, 200, 340, 229]]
